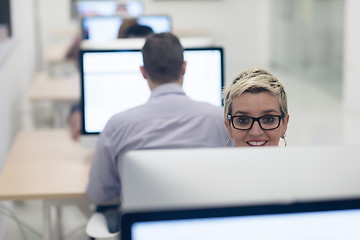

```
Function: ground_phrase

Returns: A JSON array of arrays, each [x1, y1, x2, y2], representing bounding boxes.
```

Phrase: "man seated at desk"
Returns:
[[86, 32, 230, 232]]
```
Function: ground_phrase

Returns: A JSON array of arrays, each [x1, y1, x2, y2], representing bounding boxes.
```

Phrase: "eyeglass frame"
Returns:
[[227, 114, 285, 130]]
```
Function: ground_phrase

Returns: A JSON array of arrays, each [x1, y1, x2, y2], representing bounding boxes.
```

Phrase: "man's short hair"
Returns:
[[141, 32, 184, 83]]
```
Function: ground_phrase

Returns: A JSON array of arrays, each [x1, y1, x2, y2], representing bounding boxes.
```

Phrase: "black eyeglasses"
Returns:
[[227, 114, 284, 130]]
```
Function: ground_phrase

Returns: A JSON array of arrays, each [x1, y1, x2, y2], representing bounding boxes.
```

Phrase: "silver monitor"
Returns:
[[121, 146, 360, 212]]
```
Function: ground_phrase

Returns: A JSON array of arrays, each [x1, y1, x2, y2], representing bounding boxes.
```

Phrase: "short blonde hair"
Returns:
[[222, 68, 288, 119]]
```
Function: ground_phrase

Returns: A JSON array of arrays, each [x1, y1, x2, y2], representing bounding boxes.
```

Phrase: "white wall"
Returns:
[[0, 0, 35, 168], [142, 0, 271, 81], [343, 0, 360, 113], [39, 0, 77, 49]]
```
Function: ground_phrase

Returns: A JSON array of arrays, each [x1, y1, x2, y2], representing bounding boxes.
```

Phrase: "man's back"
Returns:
[[86, 32, 230, 233], [87, 83, 228, 203]]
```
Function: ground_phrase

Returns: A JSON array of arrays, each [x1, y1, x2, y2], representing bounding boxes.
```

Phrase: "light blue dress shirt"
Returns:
[[87, 83, 230, 203]]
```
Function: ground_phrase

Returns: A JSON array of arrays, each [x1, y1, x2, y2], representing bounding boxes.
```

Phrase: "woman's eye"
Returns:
[[236, 117, 250, 125], [261, 115, 276, 123]]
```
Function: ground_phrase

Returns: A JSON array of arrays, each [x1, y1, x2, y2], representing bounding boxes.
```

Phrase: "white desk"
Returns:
[[42, 40, 78, 77], [81, 36, 214, 50], [28, 72, 80, 128], [43, 44, 69, 64], [0, 130, 93, 239], [28, 72, 80, 102]]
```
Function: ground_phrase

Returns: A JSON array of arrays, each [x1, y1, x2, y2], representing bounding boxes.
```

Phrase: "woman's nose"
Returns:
[[248, 121, 264, 135]]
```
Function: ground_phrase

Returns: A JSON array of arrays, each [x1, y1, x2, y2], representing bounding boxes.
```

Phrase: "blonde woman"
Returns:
[[223, 68, 289, 147]]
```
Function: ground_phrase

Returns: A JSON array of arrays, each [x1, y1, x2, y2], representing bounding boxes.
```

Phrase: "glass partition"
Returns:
[[270, 0, 344, 97]]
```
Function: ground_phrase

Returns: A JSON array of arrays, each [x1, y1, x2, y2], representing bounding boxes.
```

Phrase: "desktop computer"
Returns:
[[79, 47, 224, 147]]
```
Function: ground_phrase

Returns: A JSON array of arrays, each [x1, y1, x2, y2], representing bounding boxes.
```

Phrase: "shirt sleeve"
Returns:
[[86, 123, 121, 204]]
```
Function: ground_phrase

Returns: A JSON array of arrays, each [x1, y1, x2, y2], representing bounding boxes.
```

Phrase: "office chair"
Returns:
[[86, 212, 120, 240]]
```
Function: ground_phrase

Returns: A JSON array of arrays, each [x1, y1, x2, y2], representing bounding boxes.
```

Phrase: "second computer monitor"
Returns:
[[81, 15, 172, 41]]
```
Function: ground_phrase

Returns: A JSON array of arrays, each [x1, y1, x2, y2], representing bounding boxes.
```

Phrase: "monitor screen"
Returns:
[[81, 15, 172, 41], [137, 15, 171, 34], [80, 47, 224, 135], [82, 16, 123, 41], [76, 0, 144, 17], [121, 198, 360, 240], [77, 0, 118, 17]]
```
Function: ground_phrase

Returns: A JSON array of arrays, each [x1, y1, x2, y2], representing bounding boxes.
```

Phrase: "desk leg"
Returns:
[[53, 206, 63, 240], [43, 200, 63, 240], [43, 201, 52, 240], [42, 198, 89, 240], [53, 101, 73, 128]]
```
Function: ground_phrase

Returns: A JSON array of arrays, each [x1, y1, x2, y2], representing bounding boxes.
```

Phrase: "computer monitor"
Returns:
[[81, 15, 172, 41], [121, 146, 360, 212], [137, 15, 172, 34], [82, 16, 122, 41], [80, 47, 224, 136], [121, 198, 360, 240], [76, 0, 144, 17], [77, 0, 118, 17]]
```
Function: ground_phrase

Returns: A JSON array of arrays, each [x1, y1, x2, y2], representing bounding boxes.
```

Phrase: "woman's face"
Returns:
[[225, 91, 289, 147]]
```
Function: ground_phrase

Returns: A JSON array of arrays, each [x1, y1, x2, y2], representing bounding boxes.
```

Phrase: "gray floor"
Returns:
[[1, 70, 360, 240], [0, 200, 88, 240]]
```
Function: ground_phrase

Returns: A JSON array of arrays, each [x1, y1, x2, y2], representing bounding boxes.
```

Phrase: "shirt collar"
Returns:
[[150, 83, 185, 99]]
